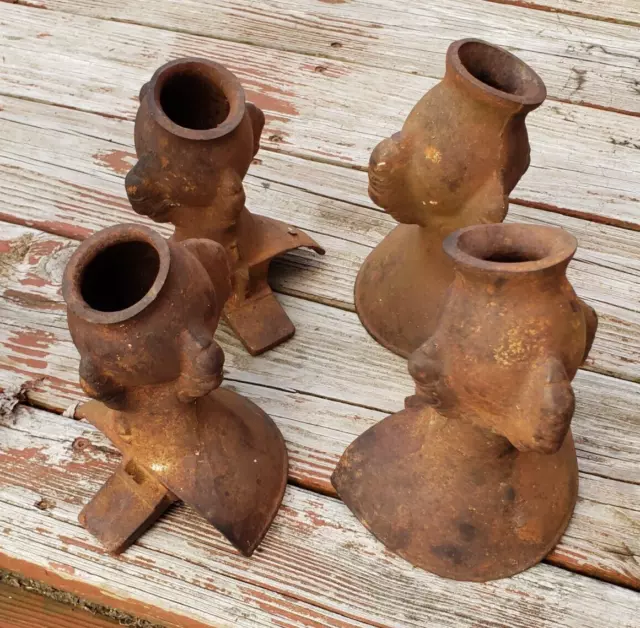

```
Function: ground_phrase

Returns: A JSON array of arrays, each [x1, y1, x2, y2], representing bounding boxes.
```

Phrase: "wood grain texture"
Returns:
[[0, 4, 638, 227], [0, 404, 638, 628], [484, 0, 640, 27], [0, 98, 638, 383], [0, 222, 639, 588], [0, 582, 121, 628], [7, 0, 640, 114], [0, 0, 638, 621]]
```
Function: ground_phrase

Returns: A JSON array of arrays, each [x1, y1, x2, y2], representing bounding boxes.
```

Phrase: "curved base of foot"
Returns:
[[332, 406, 578, 581], [354, 225, 452, 359], [79, 388, 288, 556], [228, 213, 325, 355]]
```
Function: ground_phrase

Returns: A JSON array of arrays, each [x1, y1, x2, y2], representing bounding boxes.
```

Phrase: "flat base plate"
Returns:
[[225, 291, 295, 355]]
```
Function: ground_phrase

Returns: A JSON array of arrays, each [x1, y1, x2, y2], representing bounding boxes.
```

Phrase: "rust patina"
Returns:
[[357, 39, 547, 358], [334, 223, 598, 581], [62, 224, 288, 555], [125, 58, 325, 355]]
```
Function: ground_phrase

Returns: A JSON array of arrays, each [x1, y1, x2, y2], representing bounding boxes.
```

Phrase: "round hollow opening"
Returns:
[[455, 226, 558, 266], [457, 41, 534, 97], [159, 70, 230, 130], [80, 240, 160, 312]]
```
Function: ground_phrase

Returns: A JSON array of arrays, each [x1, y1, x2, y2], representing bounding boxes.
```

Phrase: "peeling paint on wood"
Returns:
[[0, 0, 638, 624], [0, 6, 638, 223], [92, 149, 135, 175]]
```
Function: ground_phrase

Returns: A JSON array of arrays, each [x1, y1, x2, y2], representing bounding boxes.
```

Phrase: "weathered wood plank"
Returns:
[[0, 4, 638, 227], [485, 0, 640, 27], [7, 0, 640, 114], [0, 581, 122, 628], [0, 405, 638, 627], [0, 99, 638, 382], [0, 222, 639, 588], [1, 259, 639, 487]]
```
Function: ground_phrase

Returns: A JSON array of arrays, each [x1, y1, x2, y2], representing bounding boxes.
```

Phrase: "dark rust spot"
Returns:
[[431, 544, 465, 566], [34, 498, 56, 511], [457, 522, 477, 541], [72, 437, 91, 451]]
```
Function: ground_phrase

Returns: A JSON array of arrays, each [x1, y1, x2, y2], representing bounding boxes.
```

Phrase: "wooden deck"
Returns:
[[0, 0, 638, 626]]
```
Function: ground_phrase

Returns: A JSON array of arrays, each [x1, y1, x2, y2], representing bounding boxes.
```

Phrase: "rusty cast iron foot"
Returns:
[[63, 224, 288, 555], [334, 223, 597, 581], [77, 453, 177, 554], [356, 39, 547, 358], [125, 58, 325, 355]]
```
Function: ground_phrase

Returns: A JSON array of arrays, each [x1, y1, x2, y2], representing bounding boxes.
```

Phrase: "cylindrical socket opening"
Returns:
[[80, 241, 160, 312], [149, 58, 246, 140], [63, 224, 171, 325], [448, 39, 546, 108], [444, 223, 577, 274], [160, 71, 230, 130]]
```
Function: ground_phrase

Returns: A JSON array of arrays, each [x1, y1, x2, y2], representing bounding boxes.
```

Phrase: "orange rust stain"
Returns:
[[93, 149, 136, 176], [126, 556, 157, 569], [241, 70, 298, 118], [319, 0, 347, 3], [0, 240, 11, 253], [202, 580, 220, 593], [36, 32, 51, 38], [48, 561, 76, 576], [159, 566, 180, 578]]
